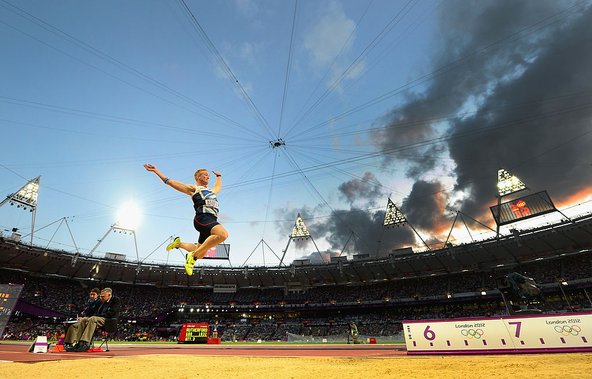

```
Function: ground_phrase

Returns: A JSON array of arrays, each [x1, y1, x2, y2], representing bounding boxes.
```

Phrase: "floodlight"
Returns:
[[497, 169, 526, 197], [383, 198, 407, 227], [14, 179, 40, 206], [291, 213, 310, 238], [0, 176, 41, 244]]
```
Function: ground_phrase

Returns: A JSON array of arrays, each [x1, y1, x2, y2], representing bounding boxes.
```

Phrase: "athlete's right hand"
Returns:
[[144, 163, 156, 171]]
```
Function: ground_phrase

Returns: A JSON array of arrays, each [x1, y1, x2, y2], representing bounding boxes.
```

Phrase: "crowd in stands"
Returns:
[[1, 251, 591, 342]]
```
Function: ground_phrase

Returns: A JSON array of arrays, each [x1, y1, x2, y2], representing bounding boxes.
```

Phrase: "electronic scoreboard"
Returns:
[[178, 322, 209, 343], [0, 284, 24, 337]]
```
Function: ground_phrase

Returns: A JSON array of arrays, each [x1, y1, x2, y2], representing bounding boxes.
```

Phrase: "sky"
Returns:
[[1, 0, 592, 268]]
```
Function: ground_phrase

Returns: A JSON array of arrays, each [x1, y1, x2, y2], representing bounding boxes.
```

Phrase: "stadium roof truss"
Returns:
[[2, 213, 591, 288]]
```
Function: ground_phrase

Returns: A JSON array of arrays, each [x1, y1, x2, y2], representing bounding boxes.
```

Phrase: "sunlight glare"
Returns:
[[116, 201, 142, 230]]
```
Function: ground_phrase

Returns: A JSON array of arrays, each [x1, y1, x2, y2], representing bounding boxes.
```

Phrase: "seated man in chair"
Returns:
[[500, 272, 544, 314], [505, 272, 544, 303], [64, 287, 121, 352], [81, 287, 102, 317]]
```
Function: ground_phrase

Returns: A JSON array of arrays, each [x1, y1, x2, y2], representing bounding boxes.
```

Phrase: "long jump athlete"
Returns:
[[144, 164, 229, 275]]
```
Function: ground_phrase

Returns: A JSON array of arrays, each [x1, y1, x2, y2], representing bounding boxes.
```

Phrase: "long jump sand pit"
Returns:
[[0, 344, 591, 379]]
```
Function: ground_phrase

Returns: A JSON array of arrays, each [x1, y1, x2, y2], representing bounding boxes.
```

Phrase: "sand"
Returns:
[[1, 353, 591, 379]]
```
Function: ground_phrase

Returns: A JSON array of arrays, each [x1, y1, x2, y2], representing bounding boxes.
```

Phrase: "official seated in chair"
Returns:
[[64, 287, 101, 330], [505, 272, 544, 303], [81, 287, 102, 317], [64, 287, 121, 352], [500, 272, 545, 308]]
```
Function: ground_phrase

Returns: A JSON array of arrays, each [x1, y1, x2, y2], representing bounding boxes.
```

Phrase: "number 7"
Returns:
[[508, 321, 522, 337]]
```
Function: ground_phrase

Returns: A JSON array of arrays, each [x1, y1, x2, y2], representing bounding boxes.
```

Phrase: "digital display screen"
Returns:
[[203, 243, 230, 260], [490, 190, 556, 226], [0, 284, 24, 336], [184, 326, 208, 341], [178, 322, 209, 343]]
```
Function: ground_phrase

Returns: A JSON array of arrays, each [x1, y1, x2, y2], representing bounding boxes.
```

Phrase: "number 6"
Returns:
[[424, 325, 436, 340]]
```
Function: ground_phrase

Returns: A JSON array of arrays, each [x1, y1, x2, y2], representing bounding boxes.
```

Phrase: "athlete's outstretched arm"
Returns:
[[211, 171, 222, 194], [144, 164, 194, 196]]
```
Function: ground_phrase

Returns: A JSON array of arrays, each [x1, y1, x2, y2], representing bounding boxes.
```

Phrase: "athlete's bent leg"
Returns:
[[178, 242, 199, 252], [191, 224, 229, 259]]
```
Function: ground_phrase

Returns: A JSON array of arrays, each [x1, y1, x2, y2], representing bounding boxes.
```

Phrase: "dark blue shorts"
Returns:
[[193, 213, 220, 244]]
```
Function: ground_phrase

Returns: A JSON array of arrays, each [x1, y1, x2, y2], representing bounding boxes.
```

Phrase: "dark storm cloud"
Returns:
[[448, 3, 592, 217], [404, 144, 447, 179], [338, 172, 382, 206], [373, 0, 570, 158], [309, 208, 417, 258], [274, 204, 417, 258], [401, 180, 451, 233], [373, 0, 592, 219], [275, 1, 592, 257]]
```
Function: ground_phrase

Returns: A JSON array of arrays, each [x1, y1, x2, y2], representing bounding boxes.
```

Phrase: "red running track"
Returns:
[[0, 342, 407, 363]]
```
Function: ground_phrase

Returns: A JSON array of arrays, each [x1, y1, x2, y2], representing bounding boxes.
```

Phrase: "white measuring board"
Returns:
[[403, 311, 592, 354]]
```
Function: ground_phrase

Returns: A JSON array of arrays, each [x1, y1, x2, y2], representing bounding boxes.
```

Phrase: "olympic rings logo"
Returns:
[[460, 329, 484, 339], [554, 325, 581, 336]]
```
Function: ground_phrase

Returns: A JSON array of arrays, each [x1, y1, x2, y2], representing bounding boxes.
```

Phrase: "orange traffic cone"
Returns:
[[51, 334, 66, 353]]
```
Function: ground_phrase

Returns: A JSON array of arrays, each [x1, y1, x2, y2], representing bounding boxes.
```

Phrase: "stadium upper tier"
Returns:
[[1, 213, 591, 288]]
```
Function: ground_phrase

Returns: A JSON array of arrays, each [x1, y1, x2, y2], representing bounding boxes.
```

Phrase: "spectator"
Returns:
[[81, 288, 101, 317], [64, 288, 121, 352]]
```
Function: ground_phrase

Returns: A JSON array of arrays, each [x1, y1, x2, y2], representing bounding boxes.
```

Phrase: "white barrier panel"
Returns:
[[403, 311, 592, 355], [32, 336, 48, 353]]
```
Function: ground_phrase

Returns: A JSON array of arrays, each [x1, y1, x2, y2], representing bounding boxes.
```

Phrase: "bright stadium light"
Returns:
[[116, 201, 142, 230], [497, 169, 527, 197]]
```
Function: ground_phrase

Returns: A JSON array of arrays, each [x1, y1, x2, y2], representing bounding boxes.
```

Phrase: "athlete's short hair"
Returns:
[[194, 168, 208, 180]]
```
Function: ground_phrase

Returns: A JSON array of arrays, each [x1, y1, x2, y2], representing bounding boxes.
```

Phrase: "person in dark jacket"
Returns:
[[81, 287, 101, 317], [64, 288, 121, 352]]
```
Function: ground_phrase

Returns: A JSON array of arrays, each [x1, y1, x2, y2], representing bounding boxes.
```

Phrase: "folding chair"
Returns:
[[89, 317, 118, 352]]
